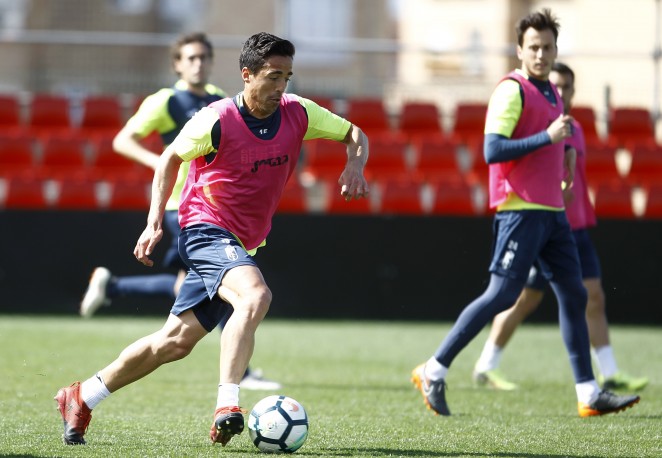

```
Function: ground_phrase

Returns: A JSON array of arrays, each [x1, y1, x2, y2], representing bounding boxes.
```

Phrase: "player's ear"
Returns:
[[241, 67, 251, 83]]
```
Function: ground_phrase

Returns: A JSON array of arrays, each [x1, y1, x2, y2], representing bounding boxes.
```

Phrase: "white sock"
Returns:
[[216, 383, 240, 409], [575, 380, 601, 404], [424, 356, 448, 380], [593, 345, 618, 379], [474, 341, 502, 373], [81, 373, 111, 410]]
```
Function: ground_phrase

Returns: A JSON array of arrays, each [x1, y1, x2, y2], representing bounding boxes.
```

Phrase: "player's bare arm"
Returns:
[[134, 145, 182, 266], [338, 124, 369, 201], [113, 125, 161, 170], [563, 146, 576, 189]]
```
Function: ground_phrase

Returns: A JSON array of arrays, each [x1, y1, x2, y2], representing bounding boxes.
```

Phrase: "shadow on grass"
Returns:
[[302, 449, 609, 457]]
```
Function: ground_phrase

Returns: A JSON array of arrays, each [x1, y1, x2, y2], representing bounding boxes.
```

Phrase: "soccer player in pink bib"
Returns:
[[411, 9, 640, 418], [55, 32, 369, 447], [472, 62, 648, 393]]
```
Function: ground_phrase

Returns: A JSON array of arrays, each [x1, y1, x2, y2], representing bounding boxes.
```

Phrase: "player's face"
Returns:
[[242, 54, 293, 119], [517, 27, 557, 80], [549, 70, 575, 114], [174, 42, 213, 89]]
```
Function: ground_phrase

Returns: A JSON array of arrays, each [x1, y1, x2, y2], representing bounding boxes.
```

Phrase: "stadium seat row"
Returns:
[[1, 93, 661, 217], [0, 177, 150, 210], [3, 173, 662, 220], [3, 127, 662, 191], [333, 97, 661, 150], [1, 93, 659, 148], [0, 131, 162, 182], [0, 93, 133, 139]]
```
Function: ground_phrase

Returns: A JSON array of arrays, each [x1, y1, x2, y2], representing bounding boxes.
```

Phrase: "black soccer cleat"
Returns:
[[578, 390, 640, 417], [411, 363, 451, 416]]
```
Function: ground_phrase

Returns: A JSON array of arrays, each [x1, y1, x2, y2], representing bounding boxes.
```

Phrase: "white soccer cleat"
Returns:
[[240, 368, 282, 391], [79, 267, 112, 318]]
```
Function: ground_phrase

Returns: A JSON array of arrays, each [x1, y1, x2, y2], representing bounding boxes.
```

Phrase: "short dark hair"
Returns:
[[171, 32, 213, 62], [552, 62, 575, 83], [239, 32, 295, 73], [516, 9, 560, 46]]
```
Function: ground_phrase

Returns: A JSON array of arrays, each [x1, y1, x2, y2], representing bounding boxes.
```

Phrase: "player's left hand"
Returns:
[[338, 167, 369, 201], [563, 147, 576, 190]]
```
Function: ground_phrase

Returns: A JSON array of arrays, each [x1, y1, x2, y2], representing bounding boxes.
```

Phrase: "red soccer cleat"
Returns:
[[54, 381, 92, 445]]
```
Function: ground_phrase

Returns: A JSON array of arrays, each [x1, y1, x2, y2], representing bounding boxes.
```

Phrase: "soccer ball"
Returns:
[[248, 395, 309, 453]]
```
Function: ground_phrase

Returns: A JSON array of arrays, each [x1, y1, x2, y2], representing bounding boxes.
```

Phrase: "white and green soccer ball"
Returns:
[[248, 395, 309, 453]]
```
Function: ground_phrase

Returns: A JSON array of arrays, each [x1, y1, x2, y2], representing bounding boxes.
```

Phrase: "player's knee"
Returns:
[[586, 288, 606, 315], [152, 330, 199, 363], [155, 333, 197, 362], [514, 289, 544, 315], [244, 285, 272, 322]]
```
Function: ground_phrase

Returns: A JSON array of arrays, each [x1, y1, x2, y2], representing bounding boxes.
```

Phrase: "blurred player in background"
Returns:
[[55, 32, 370, 447], [411, 9, 640, 418], [472, 62, 648, 392], [79, 31, 280, 391]]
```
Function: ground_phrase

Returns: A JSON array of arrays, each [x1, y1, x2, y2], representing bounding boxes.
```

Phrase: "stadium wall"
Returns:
[[1, 211, 659, 325]]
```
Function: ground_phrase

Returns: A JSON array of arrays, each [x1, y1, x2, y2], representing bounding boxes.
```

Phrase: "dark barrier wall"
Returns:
[[1, 210, 660, 324]]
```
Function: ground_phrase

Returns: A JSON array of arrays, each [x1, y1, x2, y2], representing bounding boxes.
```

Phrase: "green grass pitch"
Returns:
[[0, 315, 660, 457]]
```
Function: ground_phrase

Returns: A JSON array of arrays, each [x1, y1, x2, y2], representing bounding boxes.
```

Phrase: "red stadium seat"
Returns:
[[451, 102, 487, 146], [107, 180, 150, 210], [593, 181, 634, 218], [411, 134, 460, 182], [377, 177, 424, 215], [363, 134, 409, 181], [79, 95, 123, 137], [53, 178, 99, 210], [430, 176, 479, 216], [346, 97, 391, 137], [397, 101, 443, 142], [301, 138, 347, 183], [643, 183, 662, 219], [570, 105, 602, 147], [0, 132, 36, 179], [585, 143, 622, 188], [88, 135, 143, 182], [28, 93, 73, 138], [626, 143, 662, 187], [0, 94, 24, 134], [38, 134, 89, 180], [3, 176, 48, 209], [607, 107, 656, 149], [464, 138, 489, 189]]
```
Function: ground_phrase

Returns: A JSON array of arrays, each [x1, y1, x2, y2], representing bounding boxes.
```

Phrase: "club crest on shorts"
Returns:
[[225, 245, 239, 261], [501, 240, 518, 270]]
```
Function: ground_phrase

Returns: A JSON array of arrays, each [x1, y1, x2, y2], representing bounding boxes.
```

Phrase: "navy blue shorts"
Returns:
[[163, 210, 186, 270], [525, 227, 601, 290], [489, 210, 581, 283], [171, 223, 258, 332]]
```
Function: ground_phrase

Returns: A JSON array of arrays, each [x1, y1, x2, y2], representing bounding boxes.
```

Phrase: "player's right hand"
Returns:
[[134, 225, 163, 267]]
